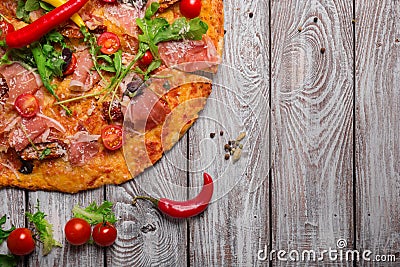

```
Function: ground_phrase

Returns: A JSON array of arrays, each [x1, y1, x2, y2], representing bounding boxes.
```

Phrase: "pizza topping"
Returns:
[[0, 74, 9, 105], [179, 0, 202, 19], [97, 32, 121, 55], [158, 35, 221, 72], [67, 131, 100, 165], [69, 49, 96, 92], [5, 0, 89, 48], [101, 125, 123, 150], [139, 50, 154, 66], [0, 63, 41, 105], [19, 141, 67, 161], [102, 101, 124, 122], [14, 93, 40, 118], [62, 48, 77, 76], [0, 18, 15, 41]]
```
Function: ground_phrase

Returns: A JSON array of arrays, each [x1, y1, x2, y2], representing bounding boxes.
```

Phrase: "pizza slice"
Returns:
[[0, 0, 223, 193]]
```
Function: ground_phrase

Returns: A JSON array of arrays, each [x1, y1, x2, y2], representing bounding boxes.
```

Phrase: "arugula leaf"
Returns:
[[136, 2, 208, 60], [39, 1, 54, 12], [25, 0, 40, 12], [16, 0, 31, 23], [0, 215, 15, 245], [72, 201, 117, 225], [26, 201, 62, 256], [0, 254, 18, 267]]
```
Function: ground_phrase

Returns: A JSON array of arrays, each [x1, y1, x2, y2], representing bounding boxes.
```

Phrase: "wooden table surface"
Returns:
[[1, 0, 400, 266]]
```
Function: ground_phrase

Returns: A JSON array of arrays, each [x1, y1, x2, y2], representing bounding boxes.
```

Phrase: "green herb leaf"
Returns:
[[25, 0, 40, 12], [26, 200, 62, 256], [16, 0, 31, 23], [72, 201, 117, 225], [39, 147, 51, 160], [39, 1, 54, 12], [0, 215, 15, 245], [0, 254, 18, 267]]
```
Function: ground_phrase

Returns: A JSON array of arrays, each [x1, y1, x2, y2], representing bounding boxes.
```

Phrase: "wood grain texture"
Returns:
[[189, 0, 270, 265], [271, 0, 353, 265], [105, 140, 188, 267], [355, 0, 400, 265]]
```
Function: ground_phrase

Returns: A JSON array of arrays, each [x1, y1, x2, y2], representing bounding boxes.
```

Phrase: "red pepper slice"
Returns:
[[133, 172, 214, 218], [5, 0, 89, 48]]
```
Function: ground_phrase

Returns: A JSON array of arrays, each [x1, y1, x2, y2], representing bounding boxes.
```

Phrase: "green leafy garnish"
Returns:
[[39, 148, 51, 160], [16, 0, 31, 23], [136, 2, 208, 59], [72, 201, 117, 225], [25, 0, 40, 12], [0, 215, 15, 245], [0, 254, 18, 267], [26, 201, 62, 256]]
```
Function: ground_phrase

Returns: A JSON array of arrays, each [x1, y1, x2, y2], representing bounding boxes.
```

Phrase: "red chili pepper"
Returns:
[[133, 172, 214, 218], [5, 0, 89, 48]]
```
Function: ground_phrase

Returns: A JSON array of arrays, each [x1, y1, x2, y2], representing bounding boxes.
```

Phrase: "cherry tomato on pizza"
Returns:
[[0, 19, 15, 40], [180, 0, 202, 19], [14, 93, 40, 118], [63, 53, 77, 76], [92, 222, 117, 247], [64, 218, 91, 246], [97, 32, 121, 55], [7, 228, 35, 256], [101, 125, 123, 151], [140, 50, 154, 66]]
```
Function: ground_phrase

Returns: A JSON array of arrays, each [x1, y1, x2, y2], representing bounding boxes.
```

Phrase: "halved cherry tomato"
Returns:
[[7, 228, 35, 256], [140, 50, 153, 66], [101, 125, 123, 150], [63, 53, 77, 76], [97, 32, 120, 55], [180, 0, 202, 19], [64, 218, 91, 246], [0, 20, 15, 40], [92, 222, 117, 247], [14, 93, 40, 118]]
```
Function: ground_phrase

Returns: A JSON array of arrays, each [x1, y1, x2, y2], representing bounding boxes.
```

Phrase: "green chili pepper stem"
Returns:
[[132, 196, 159, 207]]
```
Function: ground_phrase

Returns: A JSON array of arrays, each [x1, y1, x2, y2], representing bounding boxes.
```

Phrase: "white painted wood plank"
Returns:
[[189, 0, 270, 265], [106, 140, 188, 266], [355, 1, 400, 265], [271, 0, 353, 266]]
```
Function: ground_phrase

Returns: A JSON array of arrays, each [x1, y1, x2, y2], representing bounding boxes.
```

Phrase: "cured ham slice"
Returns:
[[69, 50, 100, 92], [158, 36, 221, 72], [0, 63, 42, 104], [68, 132, 100, 166]]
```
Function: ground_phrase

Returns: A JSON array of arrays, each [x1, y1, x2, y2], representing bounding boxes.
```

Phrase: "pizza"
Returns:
[[0, 0, 224, 193]]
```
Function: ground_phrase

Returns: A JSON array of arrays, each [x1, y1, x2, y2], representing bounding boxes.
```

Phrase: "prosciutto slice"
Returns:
[[158, 36, 221, 72], [68, 132, 100, 166], [0, 63, 42, 104], [69, 49, 100, 92]]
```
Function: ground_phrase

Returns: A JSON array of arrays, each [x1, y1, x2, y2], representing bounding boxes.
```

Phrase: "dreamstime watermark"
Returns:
[[258, 239, 397, 263]]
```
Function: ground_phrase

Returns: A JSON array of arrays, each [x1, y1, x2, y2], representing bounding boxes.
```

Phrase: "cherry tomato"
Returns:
[[140, 50, 153, 66], [97, 32, 120, 55], [92, 222, 117, 247], [180, 0, 202, 19], [101, 125, 123, 151], [63, 53, 77, 76], [0, 20, 15, 40], [64, 218, 91, 246], [14, 93, 40, 118], [7, 228, 35, 256]]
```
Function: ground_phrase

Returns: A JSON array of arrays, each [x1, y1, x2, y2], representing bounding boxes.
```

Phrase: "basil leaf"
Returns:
[[186, 18, 209, 40], [25, 0, 40, 12], [0, 215, 15, 245], [16, 0, 31, 23]]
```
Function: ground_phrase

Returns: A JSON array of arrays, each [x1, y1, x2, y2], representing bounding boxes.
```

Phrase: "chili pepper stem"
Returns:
[[132, 196, 159, 206]]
